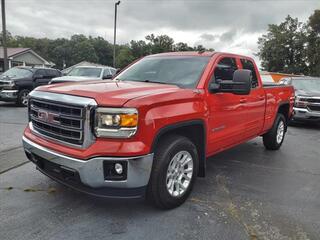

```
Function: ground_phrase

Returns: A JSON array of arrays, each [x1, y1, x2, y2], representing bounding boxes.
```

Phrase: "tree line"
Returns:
[[0, 32, 213, 70], [257, 10, 320, 76]]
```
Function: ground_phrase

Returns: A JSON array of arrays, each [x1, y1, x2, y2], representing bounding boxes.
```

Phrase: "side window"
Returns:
[[110, 68, 116, 75], [45, 69, 54, 77], [212, 57, 238, 83], [240, 59, 258, 88], [36, 69, 46, 77], [103, 69, 112, 77]]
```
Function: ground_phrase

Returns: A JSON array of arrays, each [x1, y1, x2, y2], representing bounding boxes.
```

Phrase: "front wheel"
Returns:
[[16, 89, 30, 107], [147, 134, 199, 209], [263, 113, 287, 150]]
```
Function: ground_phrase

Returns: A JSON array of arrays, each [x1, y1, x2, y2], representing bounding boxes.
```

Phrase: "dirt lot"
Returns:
[[0, 101, 319, 240]]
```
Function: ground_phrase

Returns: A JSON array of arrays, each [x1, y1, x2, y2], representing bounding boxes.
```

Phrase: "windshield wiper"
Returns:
[[114, 78, 179, 87], [141, 79, 168, 84]]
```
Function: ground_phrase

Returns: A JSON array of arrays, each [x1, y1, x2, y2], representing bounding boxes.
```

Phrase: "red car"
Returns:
[[22, 52, 294, 209]]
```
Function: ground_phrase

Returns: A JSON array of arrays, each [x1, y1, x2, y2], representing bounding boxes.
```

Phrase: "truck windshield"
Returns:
[[1, 68, 33, 78], [116, 56, 210, 88], [292, 79, 320, 91], [68, 67, 102, 78]]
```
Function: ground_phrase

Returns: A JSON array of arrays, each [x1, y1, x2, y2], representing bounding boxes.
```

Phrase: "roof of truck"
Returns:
[[148, 51, 255, 60], [150, 51, 216, 57]]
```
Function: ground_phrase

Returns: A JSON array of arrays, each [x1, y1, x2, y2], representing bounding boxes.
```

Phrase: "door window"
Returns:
[[35, 69, 46, 78], [240, 59, 258, 88], [212, 57, 238, 83]]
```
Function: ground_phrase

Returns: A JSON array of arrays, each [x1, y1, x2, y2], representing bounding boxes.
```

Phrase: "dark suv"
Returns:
[[0, 67, 61, 106]]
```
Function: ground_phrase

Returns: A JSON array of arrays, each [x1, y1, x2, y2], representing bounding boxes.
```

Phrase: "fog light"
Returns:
[[114, 163, 123, 174]]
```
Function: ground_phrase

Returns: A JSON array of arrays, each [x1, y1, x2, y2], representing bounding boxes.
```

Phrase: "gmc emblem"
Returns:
[[37, 110, 60, 124]]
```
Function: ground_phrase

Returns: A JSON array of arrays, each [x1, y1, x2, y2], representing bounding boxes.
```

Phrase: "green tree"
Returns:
[[257, 15, 308, 74], [116, 45, 135, 68], [145, 34, 174, 53], [306, 10, 320, 76], [174, 42, 194, 51], [130, 40, 150, 58], [89, 36, 113, 67]]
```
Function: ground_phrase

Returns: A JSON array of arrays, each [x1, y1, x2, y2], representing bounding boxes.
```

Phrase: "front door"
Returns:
[[206, 57, 248, 155]]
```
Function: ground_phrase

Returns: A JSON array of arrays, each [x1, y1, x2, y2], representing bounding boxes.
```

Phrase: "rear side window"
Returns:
[[36, 69, 46, 77], [240, 59, 258, 88], [110, 68, 116, 75], [45, 69, 54, 77], [213, 57, 238, 82]]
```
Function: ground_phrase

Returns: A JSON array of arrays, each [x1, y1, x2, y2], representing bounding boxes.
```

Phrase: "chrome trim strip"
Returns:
[[29, 91, 96, 107]]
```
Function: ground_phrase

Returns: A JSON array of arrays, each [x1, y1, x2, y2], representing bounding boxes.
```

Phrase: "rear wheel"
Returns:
[[263, 113, 286, 150], [16, 89, 30, 107], [147, 134, 198, 209]]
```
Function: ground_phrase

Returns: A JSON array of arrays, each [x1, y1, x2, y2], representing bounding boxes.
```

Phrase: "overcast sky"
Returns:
[[4, 0, 320, 65]]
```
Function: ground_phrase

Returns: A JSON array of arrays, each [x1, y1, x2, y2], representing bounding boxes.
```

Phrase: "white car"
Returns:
[[49, 66, 117, 84]]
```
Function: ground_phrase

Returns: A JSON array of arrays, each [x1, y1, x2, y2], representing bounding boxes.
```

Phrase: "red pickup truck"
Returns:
[[22, 52, 294, 209]]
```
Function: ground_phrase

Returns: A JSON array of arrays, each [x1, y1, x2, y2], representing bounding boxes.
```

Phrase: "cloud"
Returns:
[[4, 0, 320, 67]]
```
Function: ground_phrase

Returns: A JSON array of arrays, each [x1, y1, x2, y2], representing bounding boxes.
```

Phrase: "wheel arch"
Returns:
[[151, 119, 207, 177], [277, 101, 290, 124]]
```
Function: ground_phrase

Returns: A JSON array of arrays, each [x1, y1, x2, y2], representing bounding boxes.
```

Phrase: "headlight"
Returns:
[[294, 96, 308, 108], [3, 81, 15, 89], [94, 107, 138, 138]]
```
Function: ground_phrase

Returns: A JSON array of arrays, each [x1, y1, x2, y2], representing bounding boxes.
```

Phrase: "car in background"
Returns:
[[49, 66, 117, 84], [280, 76, 320, 122], [0, 67, 61, 106]]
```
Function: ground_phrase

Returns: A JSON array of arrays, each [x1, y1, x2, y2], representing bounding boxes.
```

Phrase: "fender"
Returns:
[[151, 119, 207, 177]]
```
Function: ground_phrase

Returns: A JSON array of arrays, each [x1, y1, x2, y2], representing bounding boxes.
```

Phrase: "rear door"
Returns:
[[206, 56, 248, 154], [240, 58, 265, 138]]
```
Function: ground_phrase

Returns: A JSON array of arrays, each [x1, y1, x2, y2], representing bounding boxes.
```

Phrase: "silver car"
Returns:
[[49, 66, 117, 84], [280, 77, 320, 122]]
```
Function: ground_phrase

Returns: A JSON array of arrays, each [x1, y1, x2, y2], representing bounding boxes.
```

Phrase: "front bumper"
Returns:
[[22, 136, 154, 198], [0, 90, 18, 101], [293, 107, 320, 122]]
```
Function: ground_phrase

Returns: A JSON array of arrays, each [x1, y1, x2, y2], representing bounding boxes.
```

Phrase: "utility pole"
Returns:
[[113, 0, 120, 68], [1, 0, 8, 71]]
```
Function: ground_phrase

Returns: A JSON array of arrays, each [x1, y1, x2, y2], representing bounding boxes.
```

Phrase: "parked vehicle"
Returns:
[[0, 67, 61, 106], [22, 52, 294, 209], [280, 77, 320, 122], [49, 66, 116, 84]]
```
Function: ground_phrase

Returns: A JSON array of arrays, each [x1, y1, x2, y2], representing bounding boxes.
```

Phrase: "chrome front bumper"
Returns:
[[22, 136, 154, 197], [293, 107, 320, 121]]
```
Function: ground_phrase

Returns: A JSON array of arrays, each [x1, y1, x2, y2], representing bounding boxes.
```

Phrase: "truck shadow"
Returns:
[[0, 102, 23, 108], [288, 121, 320, 130]]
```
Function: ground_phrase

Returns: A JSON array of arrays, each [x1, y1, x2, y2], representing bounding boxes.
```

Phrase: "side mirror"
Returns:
[[231, 69, 252, 95], [102, 74, 113, 80], [209, 69, 252, 95]]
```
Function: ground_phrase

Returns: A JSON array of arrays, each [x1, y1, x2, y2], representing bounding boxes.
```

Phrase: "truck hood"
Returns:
[[35, 80, 182, 107], [296, 89, 320, 97], [51, 76, 101, 82]]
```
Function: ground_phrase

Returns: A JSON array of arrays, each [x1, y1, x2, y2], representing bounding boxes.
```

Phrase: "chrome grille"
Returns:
[[29, 98, 84, 145], [308, 105, 320, 112]]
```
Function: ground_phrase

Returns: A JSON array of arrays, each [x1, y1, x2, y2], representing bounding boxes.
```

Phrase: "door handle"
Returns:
[[239, 98, 247, 103]]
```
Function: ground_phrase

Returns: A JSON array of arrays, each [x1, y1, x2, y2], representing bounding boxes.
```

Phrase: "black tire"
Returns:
[[16, 89, 30, 107], [263, 113, 287, 150], [147, 134, 199, 209]]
